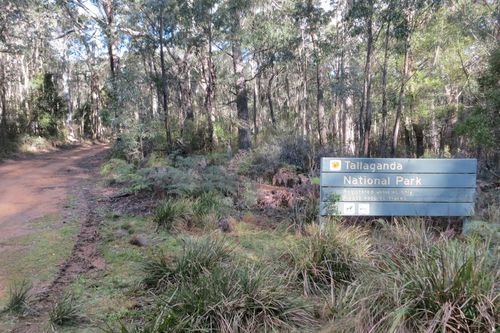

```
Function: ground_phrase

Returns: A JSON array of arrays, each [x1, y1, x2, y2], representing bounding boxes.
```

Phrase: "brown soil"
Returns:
[[0, 144, 109, 332]]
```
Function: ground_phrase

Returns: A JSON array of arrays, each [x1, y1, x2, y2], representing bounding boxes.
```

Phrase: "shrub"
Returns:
[[199, 166, 237, 196], [101, 158, 136, 184], [278, 135, 313, 172], [2, 280, 31, 315], [143, 236, 232, 289], [153, 198, 193, 231], [148, 265, 317, 332], [289, 222, 372, 295]]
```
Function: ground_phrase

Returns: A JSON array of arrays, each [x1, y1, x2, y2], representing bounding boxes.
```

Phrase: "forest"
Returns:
[[0, 0, 498, 332]]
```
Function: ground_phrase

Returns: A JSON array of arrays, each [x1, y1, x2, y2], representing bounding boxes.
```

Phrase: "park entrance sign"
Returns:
[[320, 158, 477, 217]]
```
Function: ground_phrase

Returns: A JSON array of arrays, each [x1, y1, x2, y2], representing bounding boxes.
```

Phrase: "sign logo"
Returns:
[[330, 160, 341, 171]]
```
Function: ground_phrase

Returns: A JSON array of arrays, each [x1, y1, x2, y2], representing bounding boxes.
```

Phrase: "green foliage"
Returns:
[[457, 48, 500, 149], [153, 198, 193, 231], [146, 265, 316, 332], [101, 159, 136, 183], [289, 222, 372, 295], [142, 236, 232, 289], [49, 293, 82, 328], [239, 135, 315, 180], [330, 235, 499, 333], [2, 280, 31, 315], [30, 73, 66, 138], [192, 191, 232, 227]]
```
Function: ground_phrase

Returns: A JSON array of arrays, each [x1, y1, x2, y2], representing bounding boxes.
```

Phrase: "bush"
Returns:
[[147, 265, 317, 332], [278, 136, 313, 172], [143, 236, 232, 289], [289, 222, 372, 295], [101, 158, 136, 184], [153, 198, 193, 231]]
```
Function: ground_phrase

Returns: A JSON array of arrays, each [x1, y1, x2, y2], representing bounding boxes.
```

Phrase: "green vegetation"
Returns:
[[49, 293, 83, 329], [0, 213, 79, 309], [289, 222, 372, 295], [0, 0, 498, 331], [1, 281, 31, 315]]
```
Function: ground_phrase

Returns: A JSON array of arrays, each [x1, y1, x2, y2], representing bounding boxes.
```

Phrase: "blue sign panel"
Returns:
[[321, 173, 476, 188], [321, 158, 477, 173], [321, 188, 475, 203], [320, 158, 477, 217], [320, 202, 474, 217]]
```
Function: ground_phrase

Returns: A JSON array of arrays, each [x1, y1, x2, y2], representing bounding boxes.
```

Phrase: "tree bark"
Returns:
[[232, 10, 251, 150], [0, 60, 7, 142], [391, 39, 409, 157], [104, 0, 118, 78], [316, 62, 327, 145], [360, 12, 374, 157], [159, 13, 171, 147], [379, 21, 390, 156], [413, 122, 424, 157]]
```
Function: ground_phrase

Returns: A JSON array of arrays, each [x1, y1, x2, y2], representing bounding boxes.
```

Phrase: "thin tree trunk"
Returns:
[[316, 59, 327, 145], [0, 60, 7, 142], [105, 0, 118, 78], [361, 13, 373, 157], [159, 13, 171, 147], [380, 21, 390, 156], [391, 39, 409, 157], [267, 70, 276, 128], [232, 10, 251, 150]]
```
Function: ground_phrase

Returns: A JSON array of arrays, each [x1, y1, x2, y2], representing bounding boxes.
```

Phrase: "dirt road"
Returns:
[[0, 144, 108, 241], [0, 143, 109, 322]]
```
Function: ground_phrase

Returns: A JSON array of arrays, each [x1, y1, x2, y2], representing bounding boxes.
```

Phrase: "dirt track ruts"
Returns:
[[0, 144, 109, 332]]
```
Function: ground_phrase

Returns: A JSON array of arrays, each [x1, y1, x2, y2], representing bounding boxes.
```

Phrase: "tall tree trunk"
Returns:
[[267, 70, 276, 128], [413, 122, 424, 157], [360, 13, 373, 157], [0, 60, 7, 143], [203, 21, 216, 148], [391, 39, 409, 157], [253, 63, 260, 144], [159, 13, 171, 147], [104, 0, 118, 77], [316, 60, 327, 146], [232, 10, 251, 150], [379, 21, 390, 156]]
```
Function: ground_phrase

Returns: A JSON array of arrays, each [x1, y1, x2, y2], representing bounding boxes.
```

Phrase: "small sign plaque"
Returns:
[[320, 158, 477, 217]]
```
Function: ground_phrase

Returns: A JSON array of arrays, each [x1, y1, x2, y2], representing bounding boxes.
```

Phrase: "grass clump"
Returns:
[[49, 293, 82, 328], [289, 221, 372, 295], [2, 280, 31, 315], [153, 198, 193, 231], [331, 237, 499, 333], [147, 265, 317, 332], [143, 236, 232, 289]]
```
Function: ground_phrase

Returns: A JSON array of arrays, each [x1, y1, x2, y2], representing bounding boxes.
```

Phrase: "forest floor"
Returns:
[[0, 143, 109, 332]]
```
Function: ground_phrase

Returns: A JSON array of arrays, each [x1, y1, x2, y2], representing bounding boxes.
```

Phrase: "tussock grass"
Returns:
[[143, 236, 232, 289], [153, 198, 193, 231], [2, 280, 31, 315], [149, 265, 317, 332], [289, 221, 372, 295], [49, 293, 82, 328], [328, 236, 499, 333]]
